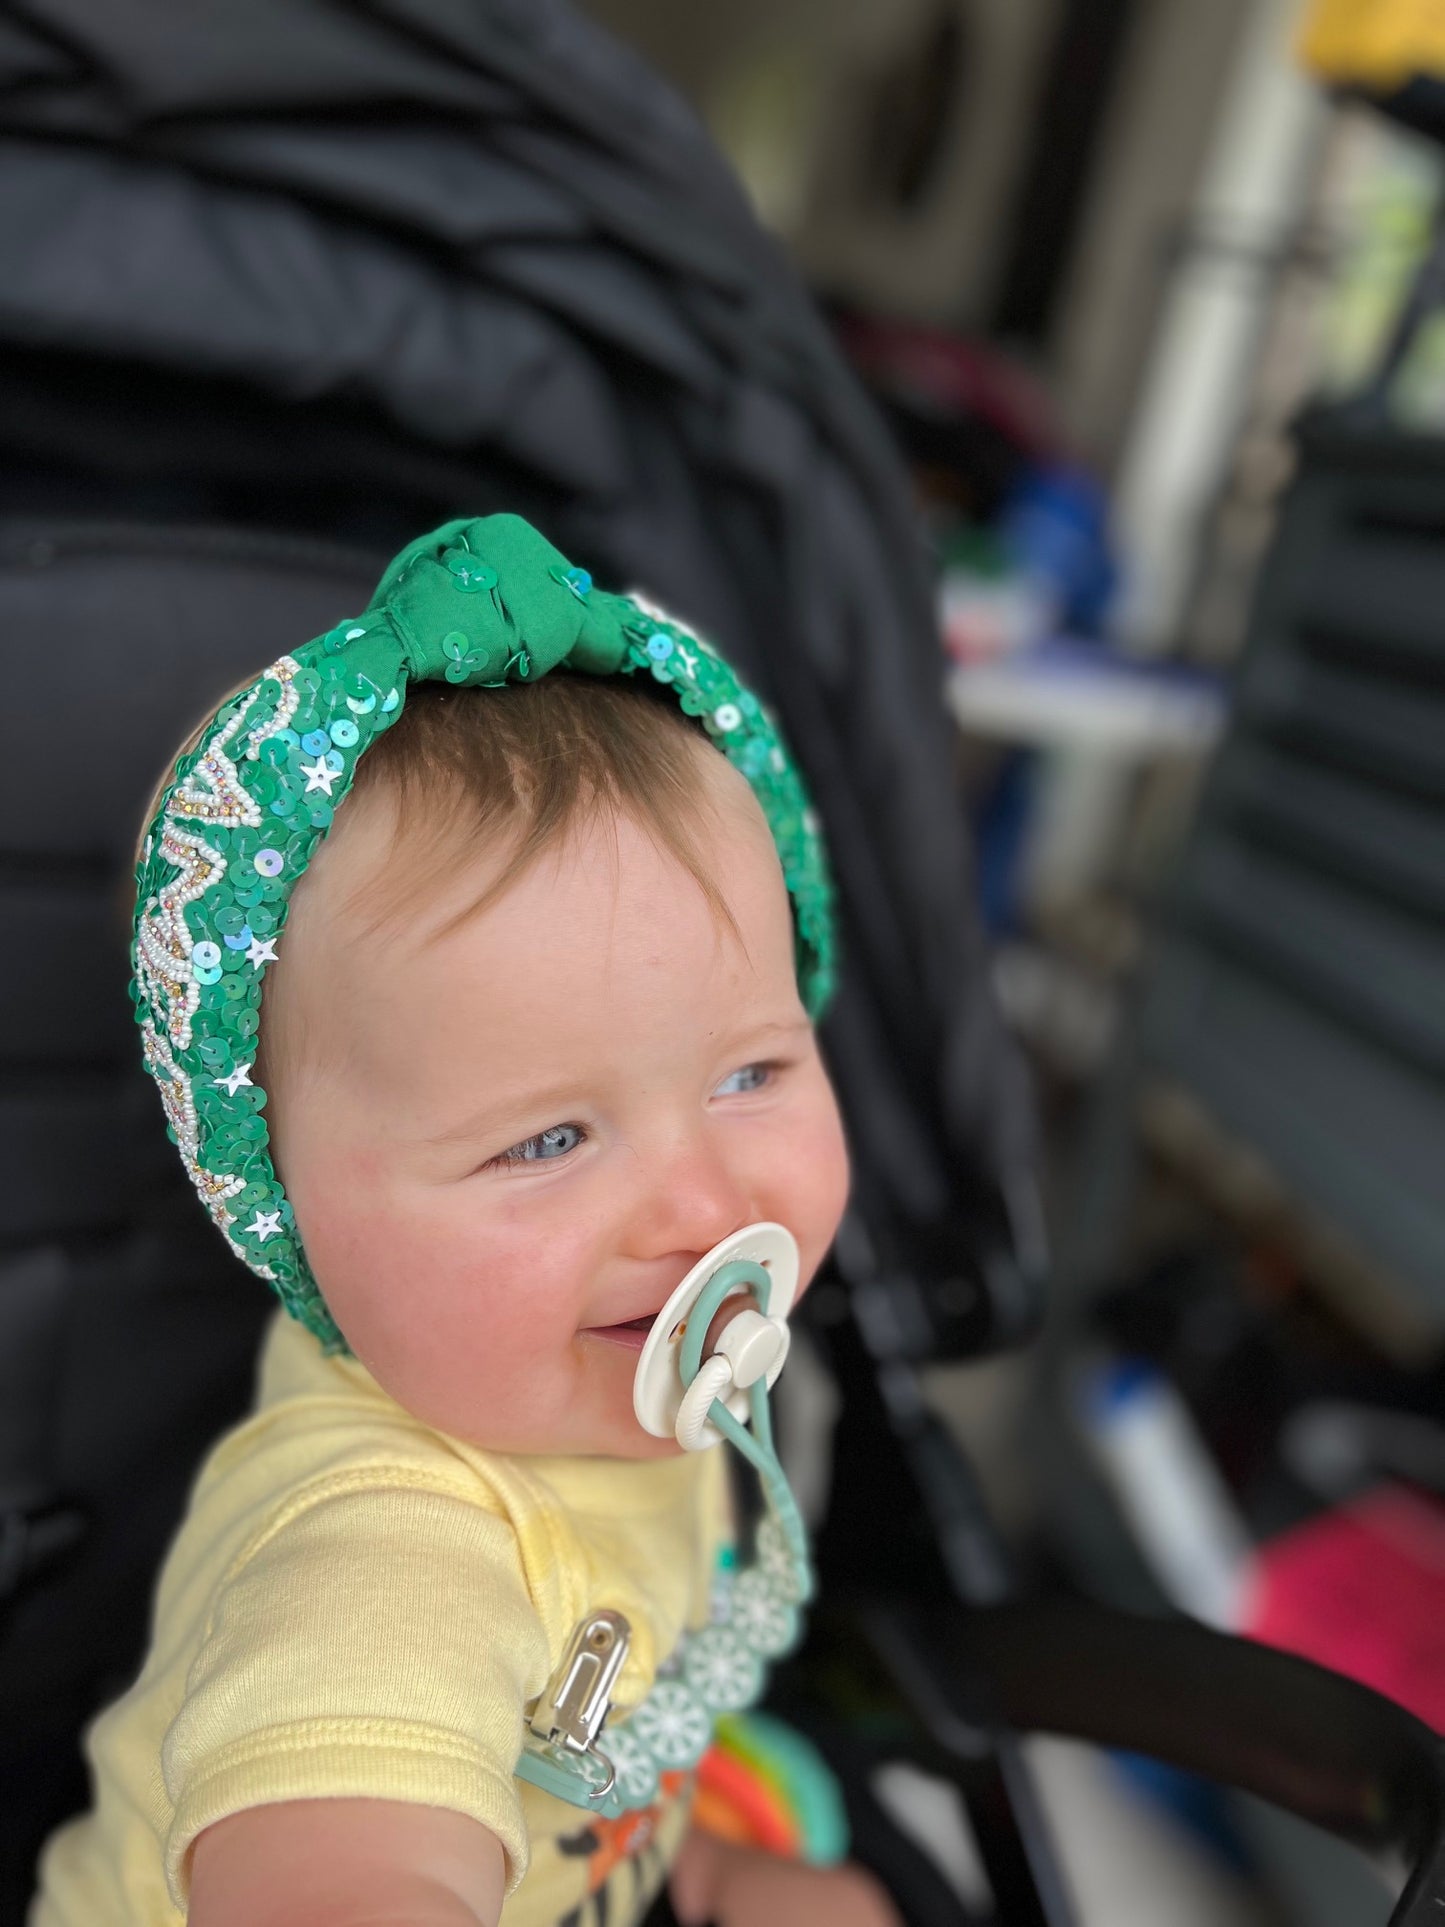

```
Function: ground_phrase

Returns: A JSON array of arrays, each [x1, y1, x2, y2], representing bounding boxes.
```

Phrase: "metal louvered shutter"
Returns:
[[1144, 414, 1445, 1326]]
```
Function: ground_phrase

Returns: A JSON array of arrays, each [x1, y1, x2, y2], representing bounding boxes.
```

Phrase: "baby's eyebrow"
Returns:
[[733, 1018, 811, 1046], [418, 1078, 584, 1148], [418, 1017, 811, 1148]]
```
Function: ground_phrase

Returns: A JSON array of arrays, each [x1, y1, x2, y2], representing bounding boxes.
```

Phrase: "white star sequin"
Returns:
[[300, 756, 338, 796], [245, 1210, 283, 1243], [215, 1063, 254, 1097], [246, 936, 278, 970]]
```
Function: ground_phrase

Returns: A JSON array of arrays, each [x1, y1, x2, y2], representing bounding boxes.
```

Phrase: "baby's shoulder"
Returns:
[[152, 1317, 535, 1619]]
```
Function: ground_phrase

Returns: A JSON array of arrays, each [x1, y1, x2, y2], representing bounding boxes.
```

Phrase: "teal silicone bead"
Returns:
[[727, 1571, 797, 1658], [602, 1723, 660, 1809], [625, 1680, 711, 1770], [683, 1626, 763, 1713]]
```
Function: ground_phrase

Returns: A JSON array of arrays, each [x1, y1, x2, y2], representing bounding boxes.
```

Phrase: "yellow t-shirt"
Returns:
[[31, 1312, 728, 1927]]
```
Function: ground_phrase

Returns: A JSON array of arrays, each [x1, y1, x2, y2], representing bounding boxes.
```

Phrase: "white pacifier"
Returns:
[[632, 1221, 799, 1450]]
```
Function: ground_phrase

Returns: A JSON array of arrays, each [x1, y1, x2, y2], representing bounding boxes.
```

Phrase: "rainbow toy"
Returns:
[[693, 1712, 850, 1866]]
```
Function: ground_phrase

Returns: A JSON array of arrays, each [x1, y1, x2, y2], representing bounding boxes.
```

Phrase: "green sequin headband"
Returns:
[[131, 514, 837, 1349]]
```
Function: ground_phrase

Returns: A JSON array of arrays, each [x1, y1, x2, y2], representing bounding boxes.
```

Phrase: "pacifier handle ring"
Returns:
[[674, 1357, 734, 1452]]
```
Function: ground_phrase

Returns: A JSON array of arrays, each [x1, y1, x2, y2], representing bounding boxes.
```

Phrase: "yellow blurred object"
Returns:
[[1300, 0, 1445, 90]]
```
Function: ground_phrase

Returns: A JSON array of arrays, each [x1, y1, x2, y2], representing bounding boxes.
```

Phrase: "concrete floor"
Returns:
[[874, 1738, 1281, 1923], [1026, 1738, 1280, 1925], [876, 1356, 1284, 1923]]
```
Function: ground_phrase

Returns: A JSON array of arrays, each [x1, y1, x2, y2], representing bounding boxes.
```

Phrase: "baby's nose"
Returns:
[[637, 1135, 752, 1257]]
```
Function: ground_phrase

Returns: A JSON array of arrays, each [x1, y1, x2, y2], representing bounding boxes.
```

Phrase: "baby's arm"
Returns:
[[671, 1826, 901, 1927], [189, 1797, 506, 1927]]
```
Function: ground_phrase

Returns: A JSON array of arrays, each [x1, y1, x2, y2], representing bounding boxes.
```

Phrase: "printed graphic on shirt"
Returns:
[[543, 1771, 693, 1926]]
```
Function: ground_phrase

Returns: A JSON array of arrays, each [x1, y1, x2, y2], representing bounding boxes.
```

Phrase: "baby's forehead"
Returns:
[[265, 764, 789, 1083], [270, 823, 795, 1130], [307, 737, 767, 932]]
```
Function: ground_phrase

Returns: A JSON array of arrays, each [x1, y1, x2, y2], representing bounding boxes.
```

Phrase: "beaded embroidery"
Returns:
[[131, 516, 837, 1350]]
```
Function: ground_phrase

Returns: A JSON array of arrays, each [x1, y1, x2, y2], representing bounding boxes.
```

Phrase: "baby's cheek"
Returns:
[[782, 1091, 851, 1289], [289, 1183, 377, 1298], [285, 1133, 383, 1252], [291, 1162, 446, 1340]]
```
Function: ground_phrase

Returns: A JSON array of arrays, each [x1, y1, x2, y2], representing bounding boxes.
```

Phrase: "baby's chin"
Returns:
[[328, 1315, 691, 1459], [388, 1384, 689, 1462]]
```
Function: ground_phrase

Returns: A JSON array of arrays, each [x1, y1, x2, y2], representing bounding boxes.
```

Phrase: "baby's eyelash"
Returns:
[[713, 1060, 782, 1096], [483, 1122, 587, 1170], [478, 1062, 786, 1171]]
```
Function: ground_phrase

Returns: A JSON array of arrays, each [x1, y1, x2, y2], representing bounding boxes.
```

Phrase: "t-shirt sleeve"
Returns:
[[160, 1474, 550, 1908]]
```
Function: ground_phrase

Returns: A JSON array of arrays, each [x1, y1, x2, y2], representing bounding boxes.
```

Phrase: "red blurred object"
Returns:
[[694, 1744, 801, 1858], [1243, 1485, 1445, 1734], [833, 310, 1059, 463]]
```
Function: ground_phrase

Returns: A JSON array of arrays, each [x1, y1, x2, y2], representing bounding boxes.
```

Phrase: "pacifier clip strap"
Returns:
[[676, 1262, 812, 1606], [515, 1232, 814, 1817]]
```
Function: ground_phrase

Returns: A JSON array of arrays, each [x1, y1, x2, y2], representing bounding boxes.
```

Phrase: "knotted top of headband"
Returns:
[[131, 514, 836, 1350]]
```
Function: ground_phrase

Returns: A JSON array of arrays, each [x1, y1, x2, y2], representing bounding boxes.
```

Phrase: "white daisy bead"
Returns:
[[683, 1626, 763, 1713], [602, 1720, 661, 1808], [626, 1680, 712, 1769], [727, 1569, 798, 1658]]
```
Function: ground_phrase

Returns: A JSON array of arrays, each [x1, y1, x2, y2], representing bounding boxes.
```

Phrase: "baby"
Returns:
[[31, 516, 897, 1927]]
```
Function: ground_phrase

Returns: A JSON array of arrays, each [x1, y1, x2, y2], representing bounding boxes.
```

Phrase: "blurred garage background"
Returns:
[[576, 1, 1445, 1919]]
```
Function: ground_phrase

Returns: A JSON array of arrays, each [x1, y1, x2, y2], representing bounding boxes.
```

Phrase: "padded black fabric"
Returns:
[[0, 528, 385, 1917], [0, 4, 1037, 1914], [0, 2, 1037, 1245]]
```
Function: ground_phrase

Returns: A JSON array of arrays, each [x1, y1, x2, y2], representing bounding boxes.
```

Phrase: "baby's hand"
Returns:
[[670, 1826, 900, 1927]]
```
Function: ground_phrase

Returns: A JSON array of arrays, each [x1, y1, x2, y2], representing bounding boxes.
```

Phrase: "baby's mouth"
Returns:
[[584, 1291, 749, 1355], [584, 1312, 657, 1351]]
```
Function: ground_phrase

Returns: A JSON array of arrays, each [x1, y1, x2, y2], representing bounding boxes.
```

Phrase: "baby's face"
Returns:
[[271, 752, 850, 1457]]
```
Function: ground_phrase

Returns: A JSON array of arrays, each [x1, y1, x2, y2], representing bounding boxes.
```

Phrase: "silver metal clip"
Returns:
[[527, 1608, 632, 1758]]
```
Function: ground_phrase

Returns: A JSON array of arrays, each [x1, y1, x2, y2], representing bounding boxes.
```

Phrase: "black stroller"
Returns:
[[0, 4, 1441, 1922]]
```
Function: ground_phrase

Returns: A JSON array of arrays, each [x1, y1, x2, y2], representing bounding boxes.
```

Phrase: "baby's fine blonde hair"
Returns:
[[256, 676, 745, 1093]]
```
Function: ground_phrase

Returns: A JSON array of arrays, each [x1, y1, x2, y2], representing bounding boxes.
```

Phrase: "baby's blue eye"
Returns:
[[714, 1063, 770, 1096], [496, 1123, 585, 1166]]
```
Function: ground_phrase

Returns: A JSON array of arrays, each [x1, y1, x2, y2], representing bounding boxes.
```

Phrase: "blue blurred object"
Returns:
[[1003, 463, 1118, 636], [1109, 1752, 1255, 1876], [972, 749, 1036, 937]]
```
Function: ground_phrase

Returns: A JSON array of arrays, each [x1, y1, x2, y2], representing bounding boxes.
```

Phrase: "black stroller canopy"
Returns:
[[0, 0, 1035, 1307]]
